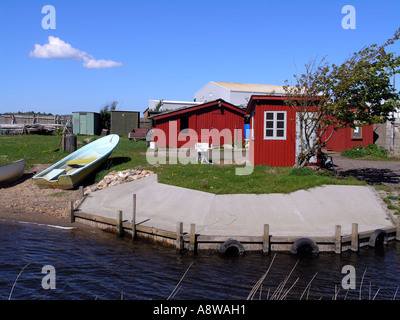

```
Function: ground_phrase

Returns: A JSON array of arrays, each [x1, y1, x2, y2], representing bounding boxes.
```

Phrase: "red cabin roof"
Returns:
[[151, 99, 247, 120]]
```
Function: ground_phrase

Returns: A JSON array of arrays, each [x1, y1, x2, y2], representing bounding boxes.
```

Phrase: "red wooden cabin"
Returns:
[[247, 95, 297, 166], [150, 99, 246, 148], [321, 125, 373, 152], [247, 95, 374, 166]]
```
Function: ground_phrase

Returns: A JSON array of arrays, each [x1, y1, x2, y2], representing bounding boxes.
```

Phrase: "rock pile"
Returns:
[[84, 167, 154, 195]]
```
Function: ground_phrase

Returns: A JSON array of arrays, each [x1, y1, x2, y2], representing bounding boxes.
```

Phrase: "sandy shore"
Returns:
[[0, 164, 92, 229]]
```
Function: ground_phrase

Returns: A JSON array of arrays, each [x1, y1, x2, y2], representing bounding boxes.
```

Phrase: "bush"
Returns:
[[364, 143, 389, 157], [341, 144, 389, 159], [100, 101, 118, 130]]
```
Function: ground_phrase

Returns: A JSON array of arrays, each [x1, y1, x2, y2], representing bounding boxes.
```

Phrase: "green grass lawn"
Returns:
[[154, 163, 364, 194], [0, 134, 364, 194], [0, 134, 70, 168]]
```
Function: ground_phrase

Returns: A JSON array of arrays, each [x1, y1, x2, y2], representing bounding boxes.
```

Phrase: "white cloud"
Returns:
[[82, 56, 123, 69], [29, 36, 85, 60], [29, 36, 122, 69]]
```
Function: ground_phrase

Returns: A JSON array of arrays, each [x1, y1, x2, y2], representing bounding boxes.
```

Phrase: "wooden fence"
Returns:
[[0, 114, 71, 134]]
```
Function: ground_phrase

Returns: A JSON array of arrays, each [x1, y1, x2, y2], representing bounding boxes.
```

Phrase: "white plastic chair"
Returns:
[[195, 143, 211, 164]]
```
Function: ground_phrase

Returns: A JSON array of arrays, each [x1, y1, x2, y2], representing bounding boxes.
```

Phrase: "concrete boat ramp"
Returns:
[[74, 174, 398, 254]]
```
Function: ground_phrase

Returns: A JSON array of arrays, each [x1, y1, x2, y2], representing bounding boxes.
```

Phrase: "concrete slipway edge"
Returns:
[[77, 174, 395, 238]]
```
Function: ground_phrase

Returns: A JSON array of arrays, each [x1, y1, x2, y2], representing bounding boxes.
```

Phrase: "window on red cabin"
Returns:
[[352, 126, 362, 139], [180, 117, 189, 133], [264, 111, 286, 140]]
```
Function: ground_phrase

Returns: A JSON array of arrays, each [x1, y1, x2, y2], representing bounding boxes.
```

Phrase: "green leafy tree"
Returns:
[[100, 101, 118, 130], [154, 99, 163, 111], [284, 28, 400, 168]]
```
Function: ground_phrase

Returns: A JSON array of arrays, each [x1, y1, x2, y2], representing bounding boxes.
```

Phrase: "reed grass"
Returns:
[[299, 272, 318, 300], [247, 259, 397, 300], [8, 263, 31, 300], [359, 268, 367, 300], [247, 253, 276, 300], [6, 259, 399, 300], [167, 262, 193, 300]]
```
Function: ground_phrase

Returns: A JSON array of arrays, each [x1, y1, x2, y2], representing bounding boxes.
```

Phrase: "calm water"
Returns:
[[1, 219, 400, 300]]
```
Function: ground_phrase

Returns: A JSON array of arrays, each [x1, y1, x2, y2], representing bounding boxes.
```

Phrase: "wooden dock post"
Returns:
[[117, 210, 123, 238], [189, 223, 196, 252], [69, 200, 75, 223], [132, 194, 137, 241], [64, 134, 77, 152], [396, 216, 400, 241], [176, 222, 184, 253], [351, 223, 358, 252], [262, 224, 270, 254], [79, 186, 84, 199], [334, 225, 341, 254]]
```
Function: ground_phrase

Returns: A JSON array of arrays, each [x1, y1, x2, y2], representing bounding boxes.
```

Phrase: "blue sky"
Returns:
[[0, 0, 399, 115]]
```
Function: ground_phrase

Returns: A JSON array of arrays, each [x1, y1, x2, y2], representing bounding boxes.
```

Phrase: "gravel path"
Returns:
[[0, 164, 81, 224], [331, 152, 400, 187]]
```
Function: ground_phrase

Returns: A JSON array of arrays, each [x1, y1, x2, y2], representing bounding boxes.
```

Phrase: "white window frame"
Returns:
[[263, 111, 287, 140], [251, 111, 255, 141]]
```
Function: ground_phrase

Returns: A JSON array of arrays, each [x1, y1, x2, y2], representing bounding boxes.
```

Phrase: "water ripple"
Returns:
[[2, 220, 400, 300]]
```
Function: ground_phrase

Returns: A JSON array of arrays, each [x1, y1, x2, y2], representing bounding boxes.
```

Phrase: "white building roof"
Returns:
[[149, 100, 201, 105], [213, 81, 286, 94]]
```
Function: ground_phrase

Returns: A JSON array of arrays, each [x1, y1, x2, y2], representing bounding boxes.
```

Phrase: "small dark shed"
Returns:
[[110, 111, 140, 137]]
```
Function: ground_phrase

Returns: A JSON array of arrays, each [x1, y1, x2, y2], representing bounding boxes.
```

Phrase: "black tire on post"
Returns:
[[219, 239, 245, 255], [290, 238, 319, 255], [368, 229, 388, 247]]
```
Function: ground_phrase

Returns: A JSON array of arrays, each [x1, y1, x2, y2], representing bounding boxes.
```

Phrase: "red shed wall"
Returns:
[[152, 115, 177, 148], [153, 105, 244, 148], [322, 125, 374, 152], [250, 103, 297, 167]]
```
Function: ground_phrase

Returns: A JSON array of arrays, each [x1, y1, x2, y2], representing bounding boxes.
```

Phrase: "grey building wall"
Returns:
[[194, 82, 230, 104], [374, 116, 400, 154], [194, 81, 286, 106]]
